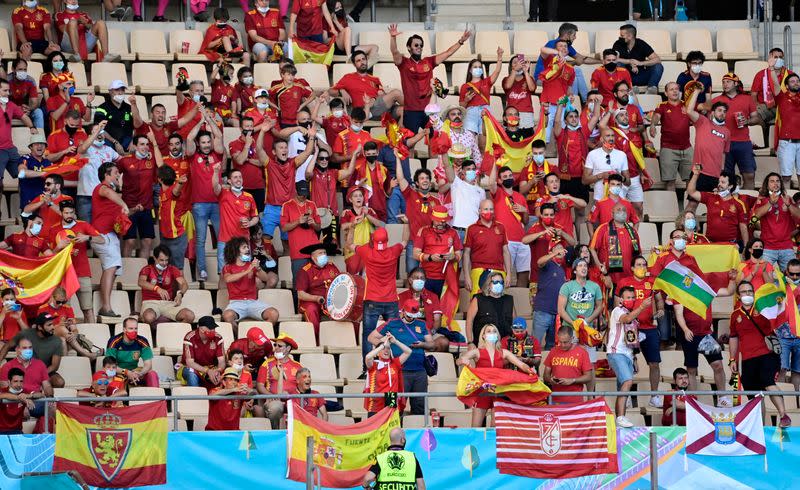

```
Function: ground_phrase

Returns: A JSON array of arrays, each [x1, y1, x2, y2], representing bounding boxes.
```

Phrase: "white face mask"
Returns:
[[66, 3, 79, 10], [233, 362, 244, 371], [231, 185, 243, 193], [690, 64, 703, 74], [332, 109, 344, 118], [274, 351, 285, 360], [471, 67, 484, 78], [257, 6, 269, 13], [740, 295, 755, 306], [155, 263, 167, 271], [0, 97, 8, 105], [24, 0, 37, 8], [9, 386, 23, 394], [775, 58, 786, 69], [257, 102, 269, 110], [113, 94, 126, 104], [63, 220, 77, 229], [105, 369, 117, 377], [16, 71, 27, 80], [93, 139, 105, 147], [242, 76, 254, 86]]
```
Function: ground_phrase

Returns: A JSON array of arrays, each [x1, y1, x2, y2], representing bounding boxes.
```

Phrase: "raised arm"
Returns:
[[685, 165, 702, 201], [488, 48, 504, 84], [388, 24, 404, 65], [686, 89, 702, 123]]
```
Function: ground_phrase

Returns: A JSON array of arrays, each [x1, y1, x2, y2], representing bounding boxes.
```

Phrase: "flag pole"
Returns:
[[649, 431, 658, 489]]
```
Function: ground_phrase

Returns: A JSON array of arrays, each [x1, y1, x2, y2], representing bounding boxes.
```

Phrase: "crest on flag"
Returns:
[[682, 274, 694, 289], [87, 413, 132, 482], [712, 411, 736, 445], [539, 413, 561, 457]]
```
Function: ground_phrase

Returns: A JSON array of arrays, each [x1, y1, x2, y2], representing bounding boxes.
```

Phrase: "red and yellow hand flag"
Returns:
[[53, 401, 167, 488], [0, 244, 79, 305], [457, 365, 551, 406], [288, 37, 335, 65], [482, 110, 539, 173], [43, 156, 89, 176]]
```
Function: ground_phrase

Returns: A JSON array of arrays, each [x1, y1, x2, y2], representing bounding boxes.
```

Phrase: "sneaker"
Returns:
[[348, 12, 359, 22], [357, 371, 367, 380], [646, 86, 659, 94], [780, 414, 792, 428], [152, 16, 169, 22], [133, 15, 143, 21], [718, 396, 733, 408], [199, 270, 208, 282], [649, 395, 664, 408], [69, 53, 82, 62], [616, 415, 634, 428], [104, 52, 121, 62], [97, 309, 119, 318]]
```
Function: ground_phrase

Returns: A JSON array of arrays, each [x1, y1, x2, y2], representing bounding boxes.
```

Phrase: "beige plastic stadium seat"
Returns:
[[91, 63, 128, 92], [12, 128, 32, 154], [180, 290, 214, 319], [132, 63, 170, 94], [117, 257, 148, 290], [358, 31, 393, 62], [215, 321, 235, 349], [338, 352, 363, 382], [171, 64, 210, 92], [593, 30, 619, 56], [638, 29, 676, 60], [239, 417, 271, 430], [638, 94, 662, 113], [238, 320, 275, 338], [435, 31, 472, 62], [711, 295, 734, 320], [637, 222, 659, 252], [299, 353, 344, 386], [0, 28, 16, 59], [429, 352, 457, 382], [506, 287, 532, 318], [258, 289, 302, 321], [703, 61, 729, 91], [716, 29, 758, 60], [277, 256, 293, 288], [371, 63, 402, 91], [658, 61, 686, 91], [343, 383, 367, 419], [570, 30, 591, 56], [170, 30, 207, 61], [254, 62, 281, 86], [60, 356, 92, 389], [149, 355, 177, 388], [332, 62, 356, 85], [131, 30, 171, 62], [76, 323, 111, 350], [513, 31, 549, 56], [643, 190, 679, 222], [474, 31, 510, 60], [296, 63, 330, 90], [676, 29, 716, 59], [401, 415, 425, 428], [156, 322, 192, 355], [385, 223, 407, 246], [129, 387, 166, 406], [734, 60, 768, 91], [319, 321, 359, 354], [106, 29, 135, 61], [660, 222, 676, 246], [53, 388, 78, 404], [172, 386, 209, 419], [279, 321, 322, 352], [151, 95, 178, 119]]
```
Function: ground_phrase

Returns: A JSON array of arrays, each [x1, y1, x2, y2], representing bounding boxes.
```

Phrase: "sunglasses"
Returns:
[[95, 379, 109, 386], [317, 156, 329, 161], [492, 280, 503, 285], [55, 300, 67, 306], [411, 43, 423, 48], [788, 272, 800, 277]]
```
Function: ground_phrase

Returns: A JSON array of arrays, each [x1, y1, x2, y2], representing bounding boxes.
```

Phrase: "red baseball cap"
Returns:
[[401, 299, 420, 315], [92, 371, 109, 382], [247, 327, 269, 346], [373, 228, 389, 250]]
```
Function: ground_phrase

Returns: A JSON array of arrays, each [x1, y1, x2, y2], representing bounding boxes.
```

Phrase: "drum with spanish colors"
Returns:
[[325, 273, 365, 322]]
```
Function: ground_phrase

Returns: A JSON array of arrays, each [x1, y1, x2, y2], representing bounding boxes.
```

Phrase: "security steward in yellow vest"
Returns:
[[363, 428, 426, 490]]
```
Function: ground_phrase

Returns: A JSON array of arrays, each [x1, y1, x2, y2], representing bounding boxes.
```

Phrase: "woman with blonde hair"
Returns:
[[458, 324, 533, 427], [675, 209, 709, 244]]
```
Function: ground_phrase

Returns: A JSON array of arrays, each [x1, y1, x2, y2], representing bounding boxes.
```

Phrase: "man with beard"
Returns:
[[490, 166, 530, 287], [280, 180, 322, 281], [330, 50, 403, 120], [134, 103, 180, 155], [711, 73, 759, 190], [212, 166, 259, 273], [502, 106, 533, 141], [662, 367, 690, 426], [0, 313, 66, 388], [228, 117, 266, 210], [117, 134, 157, 259], [306, 147, 357, 252], [396, 163, 440, 274]]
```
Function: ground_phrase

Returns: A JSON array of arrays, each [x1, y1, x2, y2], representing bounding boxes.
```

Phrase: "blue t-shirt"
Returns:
[[676, 71, 713, 105], [378, 318, 427, 372], [534, 260, 566, 314], [534, 39, 578, 80], [19, 155, 52, 209]]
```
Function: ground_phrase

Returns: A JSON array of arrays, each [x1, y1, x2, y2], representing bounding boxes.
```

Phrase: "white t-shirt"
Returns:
[[584, 147, 628, 198], [79, 145, 120, 196], [606, 305, 633, 358], [450, 176, 485, 228], [288, 130, 328, 182]]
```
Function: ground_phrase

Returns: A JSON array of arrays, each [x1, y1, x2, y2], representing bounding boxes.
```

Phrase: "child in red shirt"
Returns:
[[210, 61, 237, 125], [317, 96, 350, 144], [233, 66, 257, 117], [269, 64, 313, 127], [199, 8, 251, 65]]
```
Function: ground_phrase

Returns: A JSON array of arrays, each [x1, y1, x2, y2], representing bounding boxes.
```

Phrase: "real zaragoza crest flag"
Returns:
[[53, 401, 167, 487]]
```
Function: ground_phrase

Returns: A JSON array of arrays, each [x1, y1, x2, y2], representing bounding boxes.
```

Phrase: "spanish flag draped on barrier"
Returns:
[[648, 243, 740, 292], [288, 37, 336, 65], [287, 403, 400, 487], [456, 365, 551, 406], [653, 260, 716, 318], [52, 401, 168, 488], [0, 244, 79, 305], [482, 110, 542, 173]]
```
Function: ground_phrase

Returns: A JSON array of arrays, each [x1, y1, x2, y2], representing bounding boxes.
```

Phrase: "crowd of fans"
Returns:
[[0, 10, 799, 433]]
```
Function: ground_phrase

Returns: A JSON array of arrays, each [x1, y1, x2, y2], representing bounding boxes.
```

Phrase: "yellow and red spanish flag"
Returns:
[[0, 244, 79, 305], [439, 244, 461, 334], [53, 401, 167, 488], [287, 404, 400, 488], [482, 110, 539, 173], [457, 365, 551, 407], [43, 156, 89, 176], [288, 37, 336, 65]]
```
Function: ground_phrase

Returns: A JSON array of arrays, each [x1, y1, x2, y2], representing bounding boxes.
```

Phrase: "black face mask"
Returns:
[[299, 121, 312, 129], [365, 155, 378, 164], [222, 75, 231, 83], [65, 126, 78, 136], [751, 248, 764, 259], [605, 62, 617, 72], [242, 129, 253, 136], [502, 178, 514, 189]]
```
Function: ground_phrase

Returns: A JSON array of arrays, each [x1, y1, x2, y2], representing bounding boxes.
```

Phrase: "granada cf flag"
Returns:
[[494, 398, 619, 479], [287, 403, 400, 487], [288, 37, 335, 65], [457, 366, 551, 406], [0, 244, 79, 305], [686, 395, 766, 456], [52, 401, 168, 487]]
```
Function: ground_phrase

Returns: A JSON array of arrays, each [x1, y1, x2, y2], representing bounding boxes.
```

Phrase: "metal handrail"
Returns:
[[764, 0, 773, 60], [785, 25, 794, 71]]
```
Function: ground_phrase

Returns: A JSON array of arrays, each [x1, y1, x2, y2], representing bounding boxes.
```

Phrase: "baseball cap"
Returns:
[[108, 80, 127, 90], [247, 327, 268, 346], [34, 312, 56, 326], [92, 371, 109, 382], [401, 299, 420, 315], [373, 228, 389, 251], [197, 316, 218, 330], [271, 332, 298, 350], [431, 205, 449, 222], [512, 317, 527, 329], [254, 88, 268, 98]]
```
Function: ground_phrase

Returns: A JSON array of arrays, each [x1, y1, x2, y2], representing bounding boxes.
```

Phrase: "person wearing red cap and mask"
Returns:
[[105, 317, 159, 388], [710, 72, 758, 190], [411, 205, 462, 296], [77, 371, 126, 407], [367, 299, 434, 415], [180, 316, 226, 389], [463, 199, 512, 296], [357, 227, 405, 374], [227, 326, 274, 374], [296, 242, 343, 342], [587, 173, 638, 235], [256, 332, 303, 428]]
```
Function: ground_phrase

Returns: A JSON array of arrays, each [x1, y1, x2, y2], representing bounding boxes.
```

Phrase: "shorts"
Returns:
[[61, 32, 98, 53], [777, 140, 800, 177], [225, 299, 270, 321], [507, 241, 531, 273], [252, 41, 286, 57], [724, 141, 756, 174], [141, 300, 185, 321], [19, 40, 50, 54], [559, 178, 590, 202], [93, 233, 122, 275], [369, 95, 390, 120], [607, 352, 634, 386], [123, 209, 156, 240], [779, 336, 800, 372], [623, 175, 644, 203], [688, 173, 719, 202], [639, 328, 661, 363], [300, 33, 325, 44], [518, 111, 535, 129], [741, 353, 780, 391], [260, 204, 286, 240], [464, 105, 487, 135], [756, 103, 777, 124], [680, 332, 723, 368], [658, 147, 693, 182], [78, 276, 92, 311]]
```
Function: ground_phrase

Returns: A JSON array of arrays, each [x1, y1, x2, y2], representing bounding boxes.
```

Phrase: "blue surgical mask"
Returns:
[[609, 186, 622, 196], [484, 333, 499, 343], [93, 139, 105, 147], [673, 238, 687, 251], [567, 123, 581, 131], [471, 67, 484, 78], [30, 223, 42, 236], [315, 254, 329, 267], [240, 254, 252, 263], [718, 189, 731, 198], [491, 282, 504, 295], [775, 58, 786, 69], [257, 102, 269, 110], [192, 94, 202, 103], [412, 279, 425, 292], [105, 369, 117, 378], [465, 169, 477, 182], [265, 259, 277, 268], [68, 86, 75, 96], [351, 124, 362, 133], [135, 150, 149, 160], [684, 218, 697, 231], [52, 61, 65, 71], [21, 348, 33, 361], [533, 154, 545, 164]]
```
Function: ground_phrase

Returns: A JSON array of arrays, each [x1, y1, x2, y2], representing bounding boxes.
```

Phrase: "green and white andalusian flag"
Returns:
[[653, 261, 716, 317]]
